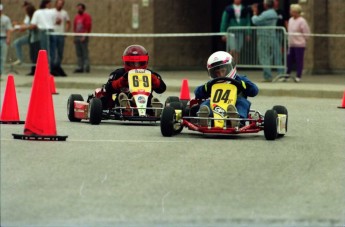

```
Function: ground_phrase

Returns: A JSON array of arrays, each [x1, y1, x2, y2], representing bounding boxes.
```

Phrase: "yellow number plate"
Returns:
[[210, 83, 237, 128]]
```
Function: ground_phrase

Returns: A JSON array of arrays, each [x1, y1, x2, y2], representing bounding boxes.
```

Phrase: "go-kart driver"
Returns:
[[102, 44, 166, 116], [194, 51, 259, 127]]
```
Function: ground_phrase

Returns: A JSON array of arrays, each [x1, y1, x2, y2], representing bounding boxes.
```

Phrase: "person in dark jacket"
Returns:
[[194, 51, 259, 127], [102, 44, 166, 116]]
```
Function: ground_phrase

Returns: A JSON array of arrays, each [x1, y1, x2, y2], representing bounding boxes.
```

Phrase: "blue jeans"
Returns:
[[74, 37, 90, 71], [12, 34, 29, 62], [38, 30, 55, 68], [51, 35, 65, 67], [0, 38, 8, 75]]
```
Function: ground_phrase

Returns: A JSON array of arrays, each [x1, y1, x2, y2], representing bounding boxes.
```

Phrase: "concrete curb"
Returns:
[[17, 81, 344, 99]]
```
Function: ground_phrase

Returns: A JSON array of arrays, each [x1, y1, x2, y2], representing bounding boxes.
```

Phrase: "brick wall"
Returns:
[[2, 0, 344, 72]]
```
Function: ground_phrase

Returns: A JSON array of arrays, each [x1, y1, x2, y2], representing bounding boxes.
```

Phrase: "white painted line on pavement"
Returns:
[[0, 138, 191, 143]]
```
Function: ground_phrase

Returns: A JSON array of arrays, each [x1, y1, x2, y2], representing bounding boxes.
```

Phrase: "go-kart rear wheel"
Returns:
[[67, 94, 84, 122], [160, 106, 182, 137], [165, 96, 180, 107], [89, 98, 102, 125], [273, 105, 288, 136], [264, 109, 278, 140]]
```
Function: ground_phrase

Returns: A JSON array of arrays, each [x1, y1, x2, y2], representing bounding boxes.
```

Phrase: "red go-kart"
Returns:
[[67, 69, 163, 125]]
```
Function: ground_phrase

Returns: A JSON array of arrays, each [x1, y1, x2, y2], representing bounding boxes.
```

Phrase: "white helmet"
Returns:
[[206, 51, 237, 79]]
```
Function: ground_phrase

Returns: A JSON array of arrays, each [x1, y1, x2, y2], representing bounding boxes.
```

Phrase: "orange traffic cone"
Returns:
[[50, 75, 59, 95], [338, 91, 345, 109], [12, 50, 67, 141], [179, 79, 191, 101], [0, 75, 25, 124]]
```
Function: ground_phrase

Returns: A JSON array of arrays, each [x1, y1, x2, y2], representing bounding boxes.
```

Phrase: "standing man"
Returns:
[[273, 0, 288, 75], [29, 0, 55, 72], [251, 0, 279, 82], [0, 4, 13, 79], [51, 0, 70, 76], [73, 3, 92, 73]]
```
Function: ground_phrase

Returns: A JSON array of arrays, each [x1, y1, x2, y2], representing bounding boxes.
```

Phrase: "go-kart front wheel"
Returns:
[[160, 106, 182, 137], [67, 94, 84, 122], [89, 98, 102, 125], [264, 109, 278, 140]]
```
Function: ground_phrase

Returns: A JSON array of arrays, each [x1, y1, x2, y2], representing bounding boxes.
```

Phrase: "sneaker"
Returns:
[[294, 77, 301, 83], [74, 69, 84, 73], [151, 97, 163, 117], [227, 104, 240, 127], [12, 60, 22, 66], [197, 105, 210, 127], [118, 93, 131, 110]]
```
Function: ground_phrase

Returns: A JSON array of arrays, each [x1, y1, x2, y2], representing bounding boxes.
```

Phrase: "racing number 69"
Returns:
[[132, 75, 149, 87], [212, 89, 231, 103]]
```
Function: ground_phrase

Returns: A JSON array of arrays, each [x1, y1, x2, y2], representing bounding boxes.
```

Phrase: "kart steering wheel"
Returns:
[[207, 77, 244, 92]]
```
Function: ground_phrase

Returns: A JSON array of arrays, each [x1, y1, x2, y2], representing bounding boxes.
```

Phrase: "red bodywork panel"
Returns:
[[74, 101, 89, 119]]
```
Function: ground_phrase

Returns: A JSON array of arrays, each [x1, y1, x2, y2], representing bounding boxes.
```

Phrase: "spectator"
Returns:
[[11, 1, 31, 66], [73, 3, 92, 73], [29, 0, 55, 72], [286, 4, 310, 83], [220, 0, 251, 63], [0, 3, 13, 79], [51, 0, 70, 76], [273, 0, 288, 75], [26, 3, 40, 75], [251, 0, 279, 82]]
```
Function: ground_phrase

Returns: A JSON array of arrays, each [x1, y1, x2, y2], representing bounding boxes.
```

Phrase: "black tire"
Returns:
[[165, 96, 180, 107], [160, 106, 183, 136], [264, 109, 278, 140], [89, 98, 103, 125], [67, 94, 84, 122], [169, 101, 183, 110], [273, 105, 288, 135]]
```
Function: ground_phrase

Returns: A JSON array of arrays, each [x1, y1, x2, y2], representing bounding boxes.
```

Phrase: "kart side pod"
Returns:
[[277, 114, 287, 135]]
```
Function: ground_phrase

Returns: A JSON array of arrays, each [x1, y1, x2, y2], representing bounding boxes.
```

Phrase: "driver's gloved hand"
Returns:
[[112, 74, 129, 89], [122, 72, 129, 80], [151, 74, 161, 89], [202, 80, 213, 96], [233, 79, 246, 94]]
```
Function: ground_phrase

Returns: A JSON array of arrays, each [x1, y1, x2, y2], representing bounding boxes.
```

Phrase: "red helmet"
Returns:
[[122, 45, 149, 71]]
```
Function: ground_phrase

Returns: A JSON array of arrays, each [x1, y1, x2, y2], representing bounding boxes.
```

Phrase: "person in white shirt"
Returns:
[[29, 0, 55, 70], [0, 4, 13, 78], [50, 0, 70, 76]]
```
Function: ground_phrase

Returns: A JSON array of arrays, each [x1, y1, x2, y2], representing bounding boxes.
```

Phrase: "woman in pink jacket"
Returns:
[[286, 4, 310, 82]]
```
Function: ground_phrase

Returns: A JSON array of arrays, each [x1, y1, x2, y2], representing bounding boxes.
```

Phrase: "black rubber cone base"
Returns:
[[337, 106, 345, 109], [0, 120, 25, 124], [12, 133, 68, 141]]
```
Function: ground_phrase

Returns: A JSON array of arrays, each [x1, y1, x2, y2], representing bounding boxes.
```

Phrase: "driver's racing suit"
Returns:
[[101, 68, 166, 109], [194, 74, 259, 118]]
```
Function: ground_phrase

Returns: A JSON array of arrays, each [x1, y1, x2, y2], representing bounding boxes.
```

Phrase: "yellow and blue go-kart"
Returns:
[[160, 77, 288, 140]]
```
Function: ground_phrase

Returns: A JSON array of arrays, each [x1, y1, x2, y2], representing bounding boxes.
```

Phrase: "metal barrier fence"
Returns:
[[227, 26, 287, 72]]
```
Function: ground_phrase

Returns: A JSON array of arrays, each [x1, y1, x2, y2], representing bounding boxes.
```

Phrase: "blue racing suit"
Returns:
[[194, 74, 259, 118]]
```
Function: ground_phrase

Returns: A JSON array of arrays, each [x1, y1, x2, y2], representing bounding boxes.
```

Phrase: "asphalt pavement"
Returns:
[[2, 64, 345, 100]]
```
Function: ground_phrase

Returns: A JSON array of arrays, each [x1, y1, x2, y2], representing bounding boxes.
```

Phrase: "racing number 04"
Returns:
[[212, 89, 231, 104], [132, 75, 149, 87]]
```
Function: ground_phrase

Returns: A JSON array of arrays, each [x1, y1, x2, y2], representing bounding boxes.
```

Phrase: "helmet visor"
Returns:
[[208, 64, 233, 78], [125, 61, 147, 68]]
